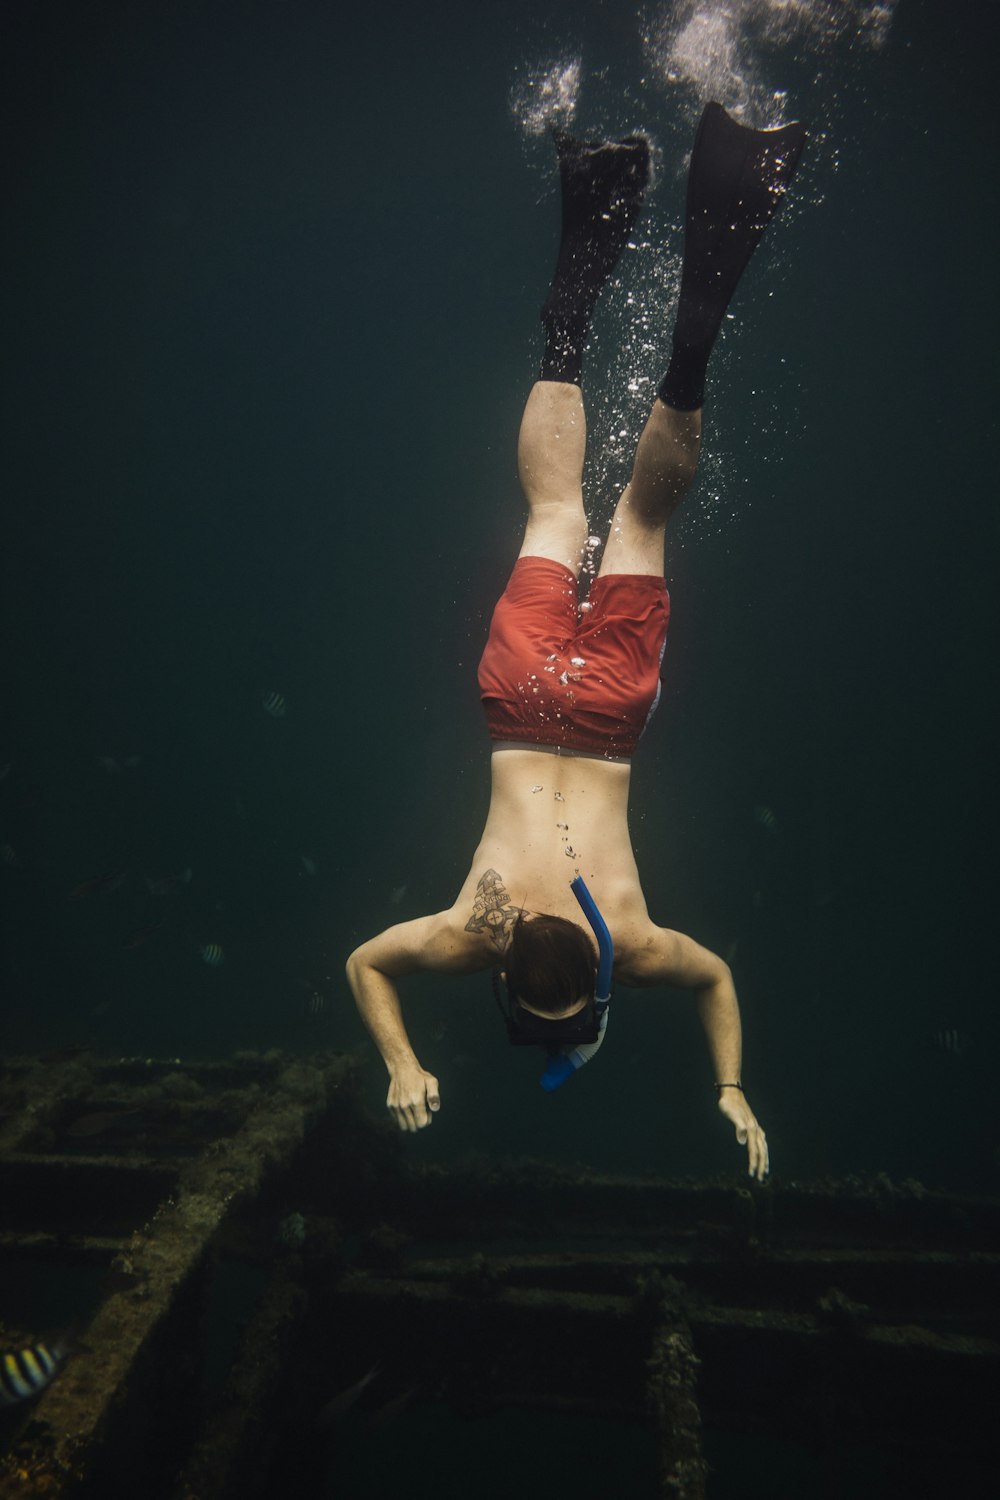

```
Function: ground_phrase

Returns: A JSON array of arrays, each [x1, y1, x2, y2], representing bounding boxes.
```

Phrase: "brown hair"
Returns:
[[505, 913, 595, 1015]]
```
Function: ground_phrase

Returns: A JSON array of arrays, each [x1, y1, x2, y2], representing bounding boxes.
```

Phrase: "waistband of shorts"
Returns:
[[490, 737, 631, 765]]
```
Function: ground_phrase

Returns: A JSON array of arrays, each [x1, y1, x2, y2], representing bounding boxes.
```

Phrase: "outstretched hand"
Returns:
[[717, 1089, 769, 1181], [386, 1065, 441, 1133]]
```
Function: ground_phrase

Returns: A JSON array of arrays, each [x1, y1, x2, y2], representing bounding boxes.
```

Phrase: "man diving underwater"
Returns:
[[346, 101, 806, 1182]]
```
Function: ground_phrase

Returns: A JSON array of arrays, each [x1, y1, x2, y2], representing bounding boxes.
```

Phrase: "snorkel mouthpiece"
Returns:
[[540, 876, 613, 1092]]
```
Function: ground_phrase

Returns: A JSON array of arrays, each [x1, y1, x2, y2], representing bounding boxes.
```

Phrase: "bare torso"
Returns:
[[447, 746, 655, 976]]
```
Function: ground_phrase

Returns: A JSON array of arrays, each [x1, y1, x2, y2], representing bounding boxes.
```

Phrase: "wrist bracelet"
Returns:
[[714, 1081, 743, 1092]]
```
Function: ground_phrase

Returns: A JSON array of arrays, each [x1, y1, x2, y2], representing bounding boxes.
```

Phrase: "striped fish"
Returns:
[[931, 1027, 970, 1056], [1, 1334, 74, 1406], [200, 942, 225, 967], [261, 690, 287, 718], [753, 804, 777, 833]]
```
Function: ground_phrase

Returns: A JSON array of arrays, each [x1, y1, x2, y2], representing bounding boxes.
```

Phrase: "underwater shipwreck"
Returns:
[[0, 1049, 997, 1498]]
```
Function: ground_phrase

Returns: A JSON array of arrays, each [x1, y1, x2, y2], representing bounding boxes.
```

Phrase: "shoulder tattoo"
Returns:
[[465, 869, 522, 953]]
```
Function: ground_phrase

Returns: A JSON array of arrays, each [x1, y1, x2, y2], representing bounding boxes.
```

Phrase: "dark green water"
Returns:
[[2, 0, 997, 1190]]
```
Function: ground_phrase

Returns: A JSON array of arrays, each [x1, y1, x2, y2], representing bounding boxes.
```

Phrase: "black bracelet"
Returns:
[[714, 1081, 743, 1092]]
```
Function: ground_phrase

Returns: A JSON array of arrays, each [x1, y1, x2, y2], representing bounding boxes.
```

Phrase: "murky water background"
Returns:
[[2, 0, 996, 1194]]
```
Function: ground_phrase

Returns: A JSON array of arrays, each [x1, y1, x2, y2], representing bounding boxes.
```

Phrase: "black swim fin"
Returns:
[[540, 131, 652, 385], [659, 102, 807, 411]]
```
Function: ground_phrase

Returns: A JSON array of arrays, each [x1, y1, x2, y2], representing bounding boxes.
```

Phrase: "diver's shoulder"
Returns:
[[429, 908, 499, 973], [608, 913, 669, 981]]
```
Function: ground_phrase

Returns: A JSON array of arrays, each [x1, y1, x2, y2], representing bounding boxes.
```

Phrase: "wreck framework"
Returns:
[[0, 1050, 996, 1498]]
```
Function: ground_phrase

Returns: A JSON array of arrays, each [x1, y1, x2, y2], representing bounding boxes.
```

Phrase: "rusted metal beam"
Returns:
[[0, 1053, 354, 1499], [647, 1319, 707, 1500], [2, 1050, 998, 1499]]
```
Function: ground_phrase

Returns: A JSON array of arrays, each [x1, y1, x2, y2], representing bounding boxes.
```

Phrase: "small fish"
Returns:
[[753, 805, 777, 833], [124, 920, 166, 949], [317, 1363, 381, 1428], [1, 1334, 77, 1406], [931, 1028, 970, 1056], [144, 868, 193, 896], [300, 854, 318, 876], [389, 884, 408, 905], [200, 942, 225, 967], [307, 989, 327, 1016], [68, 870, 127, 901], [261, 690, 287, 718]]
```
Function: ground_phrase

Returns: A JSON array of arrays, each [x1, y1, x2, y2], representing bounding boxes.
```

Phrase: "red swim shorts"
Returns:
[[477, 557, 670, 759]]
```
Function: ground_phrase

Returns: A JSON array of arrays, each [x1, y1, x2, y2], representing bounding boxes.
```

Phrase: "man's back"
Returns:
[[456, 744, 649, 963]]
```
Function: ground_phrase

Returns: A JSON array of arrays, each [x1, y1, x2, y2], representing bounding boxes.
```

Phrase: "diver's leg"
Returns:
[[517, 380, 589, 573], [599, 402, 702, 576], [600, 103, 806, 577], [518, 131, 651, 575]]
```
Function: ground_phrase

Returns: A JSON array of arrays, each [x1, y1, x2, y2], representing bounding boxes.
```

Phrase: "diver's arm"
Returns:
[[619, 927, 769, 1180], [346, 912, 482, 1133]]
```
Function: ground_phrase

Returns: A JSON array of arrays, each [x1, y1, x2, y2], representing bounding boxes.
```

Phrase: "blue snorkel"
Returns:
[[540, 876, 613, 1092]]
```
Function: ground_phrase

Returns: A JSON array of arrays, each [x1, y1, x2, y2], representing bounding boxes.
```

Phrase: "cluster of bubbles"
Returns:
[[510, 3, 897, 141], [590, 234, 683, 508], [641, 0, 898, 128], [508, 0, 899, 540], [510, 57, 582, 138], [579, 531, 604, 582]]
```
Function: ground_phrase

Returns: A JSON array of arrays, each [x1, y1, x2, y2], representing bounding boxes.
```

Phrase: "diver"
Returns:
[[346, 102, 807, 1182]]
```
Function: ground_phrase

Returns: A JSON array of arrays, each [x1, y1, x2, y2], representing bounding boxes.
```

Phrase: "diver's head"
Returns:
[[495, 879, 612, 1086], [504, 910, 596, 1020]]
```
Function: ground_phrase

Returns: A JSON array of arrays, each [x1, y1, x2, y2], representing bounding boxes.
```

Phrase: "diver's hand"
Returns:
[[717, 1088, 769, 1181], [386, 1065, 441, 1133]]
